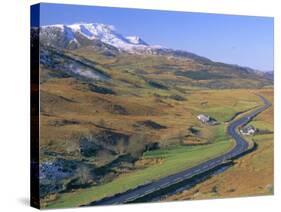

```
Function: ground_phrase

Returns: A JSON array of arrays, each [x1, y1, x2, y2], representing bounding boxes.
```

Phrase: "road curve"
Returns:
[[87, 95, 271, 206]]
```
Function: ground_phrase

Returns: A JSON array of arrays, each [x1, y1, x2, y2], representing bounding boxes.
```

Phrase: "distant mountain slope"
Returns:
[[39, 23, 214, 62], [262, 71, 274, 81], [35, 23, 273, 89]]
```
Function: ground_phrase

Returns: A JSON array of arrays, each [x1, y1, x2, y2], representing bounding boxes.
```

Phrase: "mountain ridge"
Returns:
[[38, 23, 272, 75], [40, 23, 150, 52], [39, 23, 216, 63], [35, 23, 273, 88]]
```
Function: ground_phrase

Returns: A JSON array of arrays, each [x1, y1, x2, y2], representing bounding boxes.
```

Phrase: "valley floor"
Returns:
[[165, 89, 274, 201], [41, 88, 273, 208]]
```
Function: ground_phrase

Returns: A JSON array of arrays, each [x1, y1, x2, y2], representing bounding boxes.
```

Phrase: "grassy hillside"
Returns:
[[39, 46, 273, 208], [71, 46, 272, 89]]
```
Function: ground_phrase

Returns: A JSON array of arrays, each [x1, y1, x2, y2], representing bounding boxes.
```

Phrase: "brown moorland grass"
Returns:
[[40, 76, 263, 156], [40, 87, 270, 207]]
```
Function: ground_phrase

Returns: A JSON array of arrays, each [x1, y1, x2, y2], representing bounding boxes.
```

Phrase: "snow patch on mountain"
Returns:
[[41, 23, 152, 53], [125, 36, 148, 45]]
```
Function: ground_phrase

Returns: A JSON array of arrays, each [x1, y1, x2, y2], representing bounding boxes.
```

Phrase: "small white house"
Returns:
[[197, 114, 210, 123], [197, 114, 218, 125], [240, 125, 256, 136]]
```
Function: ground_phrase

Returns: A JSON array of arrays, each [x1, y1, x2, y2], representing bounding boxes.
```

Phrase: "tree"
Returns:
[[116, 137, 127, 155], [178, 130, 186, 145], [127, 132, 148, 158], [75, 166, 92, 185], [65, 140, 80, 155]]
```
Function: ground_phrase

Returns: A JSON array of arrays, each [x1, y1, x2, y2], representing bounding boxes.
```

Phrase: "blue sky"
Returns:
[[37, 3, 274, 71]]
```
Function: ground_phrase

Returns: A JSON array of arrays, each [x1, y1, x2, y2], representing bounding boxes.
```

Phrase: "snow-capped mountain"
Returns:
[[40, 23, 153, 53], [39, 22, 214, 63], [35, 23, 273, 87], [125, 36, 148, 45]]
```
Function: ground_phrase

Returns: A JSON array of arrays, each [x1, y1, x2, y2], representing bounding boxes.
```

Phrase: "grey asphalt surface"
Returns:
[[88, 95, 271, 206]]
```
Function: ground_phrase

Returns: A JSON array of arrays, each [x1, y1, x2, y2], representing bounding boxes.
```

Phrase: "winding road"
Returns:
[[87, 95, 271, 206]]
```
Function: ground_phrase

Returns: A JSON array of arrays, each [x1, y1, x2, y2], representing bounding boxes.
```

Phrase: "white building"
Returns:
[[197, 114, 210, 123], [240, 125, 256, 136]]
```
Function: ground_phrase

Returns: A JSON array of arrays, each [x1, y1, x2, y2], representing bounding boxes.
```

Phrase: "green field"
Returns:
[[165, 88, 273, 201], [46, 125, 233, 208]]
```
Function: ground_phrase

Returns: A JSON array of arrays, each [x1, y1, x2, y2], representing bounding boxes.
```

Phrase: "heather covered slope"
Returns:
[[40, 44, 272, 90]]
